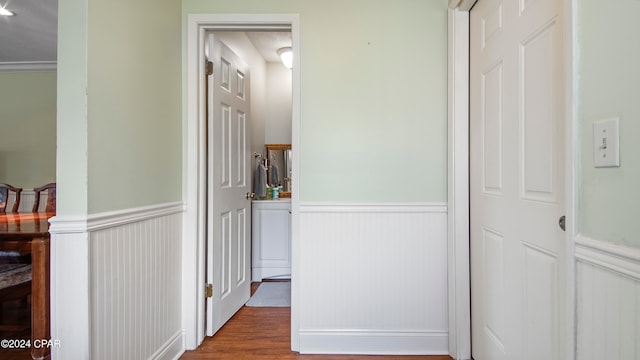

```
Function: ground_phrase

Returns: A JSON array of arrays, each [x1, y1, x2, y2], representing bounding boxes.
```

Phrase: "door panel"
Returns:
[[206, 33, 252, 336], [483, 227, 505, 349], [521, 20, 561, 203], [470, 0, 565, 358], [220, 103, 231, 188], [482, 61, 504, 195], [522, 244, 558, 359], [236, 111, 247, 187]]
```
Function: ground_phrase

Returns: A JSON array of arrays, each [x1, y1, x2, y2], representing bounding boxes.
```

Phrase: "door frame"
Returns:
[[447, 0, 577, 359], [183, 13, 301, 350]]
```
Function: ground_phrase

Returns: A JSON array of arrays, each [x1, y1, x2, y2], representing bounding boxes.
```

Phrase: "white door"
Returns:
[[205, 33, 252, 335], [470, 0, 566, 359]]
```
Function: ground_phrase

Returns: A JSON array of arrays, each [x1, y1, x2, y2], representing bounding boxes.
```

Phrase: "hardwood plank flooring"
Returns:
[[1, 282, 453, 360], [181, 282, 453, 360]]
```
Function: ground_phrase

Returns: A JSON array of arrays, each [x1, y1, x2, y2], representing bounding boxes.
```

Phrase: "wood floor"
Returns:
[[0, 282, 454, 360], [181, 282, 453, 360]]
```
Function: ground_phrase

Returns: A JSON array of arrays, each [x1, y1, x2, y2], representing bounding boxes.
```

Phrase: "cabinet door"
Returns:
[[257, 207, 291, 267], [252, 203, 291, 280]]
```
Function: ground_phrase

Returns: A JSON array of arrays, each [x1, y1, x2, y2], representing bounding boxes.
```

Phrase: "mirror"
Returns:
[[265, 144, 292, 198]]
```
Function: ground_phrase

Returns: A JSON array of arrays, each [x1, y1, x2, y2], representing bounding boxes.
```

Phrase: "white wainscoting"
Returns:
[[575, 235, 640, 360], [50, 202, 184, 360], [297, 203, 448, 355]]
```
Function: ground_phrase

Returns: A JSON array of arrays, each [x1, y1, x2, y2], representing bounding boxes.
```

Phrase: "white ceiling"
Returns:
[[0, 1, 290, 65], [0, 0, 58, 63], [245, 31, 292, 63]]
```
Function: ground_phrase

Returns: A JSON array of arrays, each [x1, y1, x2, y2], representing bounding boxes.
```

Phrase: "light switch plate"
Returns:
[[593, 117, 620, 168]]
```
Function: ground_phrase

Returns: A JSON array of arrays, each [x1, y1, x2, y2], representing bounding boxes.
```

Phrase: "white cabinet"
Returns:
[[252, 199, 291, 281]]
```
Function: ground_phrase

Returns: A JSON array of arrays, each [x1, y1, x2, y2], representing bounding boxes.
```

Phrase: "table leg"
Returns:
[[30, 236, 50, 360]]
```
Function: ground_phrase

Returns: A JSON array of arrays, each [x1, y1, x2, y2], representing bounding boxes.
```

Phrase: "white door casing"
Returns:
[[469, 0, 567, 359], [205, 33, 252, 335], [185, 15, 300, 350]]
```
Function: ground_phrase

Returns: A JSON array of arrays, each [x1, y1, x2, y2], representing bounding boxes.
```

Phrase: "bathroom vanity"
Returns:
[[251, 198, 291, 281]]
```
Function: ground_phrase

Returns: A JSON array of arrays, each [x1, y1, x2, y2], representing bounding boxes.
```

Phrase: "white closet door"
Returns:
[[470, 0, 566, 359]]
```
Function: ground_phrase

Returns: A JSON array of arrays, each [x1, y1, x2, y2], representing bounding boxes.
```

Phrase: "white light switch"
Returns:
[[593, 117, 620, 168]]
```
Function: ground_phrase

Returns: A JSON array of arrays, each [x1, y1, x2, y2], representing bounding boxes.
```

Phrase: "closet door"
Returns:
[[470, 0, 567, 359]]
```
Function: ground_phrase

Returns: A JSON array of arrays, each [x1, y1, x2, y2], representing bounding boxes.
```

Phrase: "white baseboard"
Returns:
[[150, 330, 185, 360], [298, 330, 449, 355]]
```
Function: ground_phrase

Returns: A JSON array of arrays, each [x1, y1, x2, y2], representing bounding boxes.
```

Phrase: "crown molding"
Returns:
[[0, 61, 57, 72]]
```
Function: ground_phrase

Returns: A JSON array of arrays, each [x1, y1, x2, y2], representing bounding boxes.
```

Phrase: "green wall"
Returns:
[[58, 0, 182, 214], [578, 0, 640, 247], [57, 0, 89, 215], [86, 0, 182, 213], [183, 0, 448, 203], [0, 71, 57, 189]]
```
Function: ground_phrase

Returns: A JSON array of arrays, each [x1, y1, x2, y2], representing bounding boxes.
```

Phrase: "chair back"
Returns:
[[0, 184, 23, 213], [32, 183, 56, 213]]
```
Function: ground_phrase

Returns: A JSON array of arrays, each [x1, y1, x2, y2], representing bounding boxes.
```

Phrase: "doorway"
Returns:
[[184, 14, 301, 351], [203, 29, 293, 336]]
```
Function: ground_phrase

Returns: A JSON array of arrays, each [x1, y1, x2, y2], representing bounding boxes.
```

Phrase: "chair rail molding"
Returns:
[[298, 202, 447, 213], [48, 201, 184, 234], [575, 234, 640, 360], [575, 234, 640, 280]]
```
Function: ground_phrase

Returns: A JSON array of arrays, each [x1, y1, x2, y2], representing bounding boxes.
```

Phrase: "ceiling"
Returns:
[[245, 31, 292, 63], [0, 0, 290, 66], [0, 0, 57, 63]]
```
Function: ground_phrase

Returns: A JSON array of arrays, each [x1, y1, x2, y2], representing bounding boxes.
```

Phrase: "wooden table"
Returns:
[[0, 212, 53, 360]]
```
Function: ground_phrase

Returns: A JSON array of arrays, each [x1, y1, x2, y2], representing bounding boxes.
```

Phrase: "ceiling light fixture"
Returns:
[[0, 6, 14, 16], [277, 47, 293, 69]]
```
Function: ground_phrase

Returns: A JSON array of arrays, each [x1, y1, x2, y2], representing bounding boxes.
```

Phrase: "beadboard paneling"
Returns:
[[575, 235, 640, 360], [297, 203, 448, 354], [90, 206, 183, 360], [50, 203, 184, 360]]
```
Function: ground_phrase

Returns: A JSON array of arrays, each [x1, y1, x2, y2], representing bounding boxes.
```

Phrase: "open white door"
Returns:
[[470, 0, 567, 359], [205, 33, 252, 335]]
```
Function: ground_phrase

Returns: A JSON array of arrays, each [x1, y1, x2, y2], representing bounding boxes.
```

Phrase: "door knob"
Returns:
[[559, 215, 566, 232], [245, 192, 255, 200]]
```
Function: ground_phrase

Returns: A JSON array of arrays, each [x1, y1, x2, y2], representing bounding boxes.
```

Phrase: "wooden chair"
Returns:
[[0, 184, 23, 213], [32, 183, 56, 213], [0, 184, 28, 265]]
